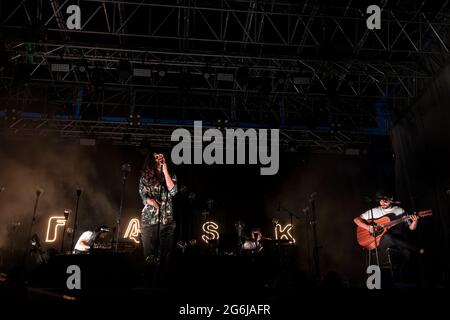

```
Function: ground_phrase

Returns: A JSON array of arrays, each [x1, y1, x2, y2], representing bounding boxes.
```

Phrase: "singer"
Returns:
[[353, 191, 420, 282], [139, 151, 177, 281]]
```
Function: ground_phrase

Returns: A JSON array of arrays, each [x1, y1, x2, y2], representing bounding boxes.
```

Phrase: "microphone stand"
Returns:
[[154, 164, 164, 262], [309, 193, 321, 282], [24, 189, 43, 265], [278, 205, 301, 244], [365, 197, 380, 268], [115, 164, 131, 253], [60, 210, 70, 253], [70, 189, 82, 253]]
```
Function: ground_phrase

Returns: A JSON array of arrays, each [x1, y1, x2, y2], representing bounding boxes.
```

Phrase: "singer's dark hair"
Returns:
[[141, 149, 167, 186]]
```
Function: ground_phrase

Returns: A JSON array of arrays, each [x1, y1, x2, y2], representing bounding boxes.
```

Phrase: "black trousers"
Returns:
[[141, 222, 176, 262], [378, 234, 418, 282], [140, 222, 176, 286]]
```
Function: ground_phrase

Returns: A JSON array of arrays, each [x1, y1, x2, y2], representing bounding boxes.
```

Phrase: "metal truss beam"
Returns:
[[0, 112, 373, 153], [2, 0, 450, 56], [1, 0, 449, 148]]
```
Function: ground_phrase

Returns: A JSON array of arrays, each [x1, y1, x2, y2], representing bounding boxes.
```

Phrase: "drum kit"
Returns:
[[237, 223, 291, 255]]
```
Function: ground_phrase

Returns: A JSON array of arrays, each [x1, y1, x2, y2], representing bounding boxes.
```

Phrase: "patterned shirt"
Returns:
[[139, 174, 177, 226]]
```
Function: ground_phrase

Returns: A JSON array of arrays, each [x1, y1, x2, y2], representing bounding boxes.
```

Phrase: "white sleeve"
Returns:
[[80, 231, 94, 242], [360, 210, 370, 220]]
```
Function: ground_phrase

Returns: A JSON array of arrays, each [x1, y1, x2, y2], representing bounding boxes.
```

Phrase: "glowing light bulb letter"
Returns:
[[45, 216, 67, 243], [123, 218, 141, 243], [274, 223, 295, 244], [202, 221, 219, 243]]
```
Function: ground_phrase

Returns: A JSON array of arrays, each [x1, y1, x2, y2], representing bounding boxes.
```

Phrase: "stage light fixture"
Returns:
[[236, 67, 249, 86], [156, 65, 168, 78], [133, 68, 152, 77], [292, 77, 310, 85], [329, 123, 342, 134], [128, 113, 141, 126], [3, 108, 18, 121], [217, 73, 233, 82], [51, 63, 70, 72], [118, 60, 131, 82], [217, 119, 229, 130]]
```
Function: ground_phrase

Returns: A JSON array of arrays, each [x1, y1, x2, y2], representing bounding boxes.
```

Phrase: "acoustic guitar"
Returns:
[[356, 210, 432, 250]]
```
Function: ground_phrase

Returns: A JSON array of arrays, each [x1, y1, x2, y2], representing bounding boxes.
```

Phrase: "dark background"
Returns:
[[392, 64, 450, 287]]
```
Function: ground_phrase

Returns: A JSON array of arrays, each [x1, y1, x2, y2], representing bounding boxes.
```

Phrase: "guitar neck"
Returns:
[[383, 215, 410, 228], [378, 210, 431, 229]]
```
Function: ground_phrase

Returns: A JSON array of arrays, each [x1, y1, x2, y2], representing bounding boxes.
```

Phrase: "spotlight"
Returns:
[[202, 66, 212, 80], [217, 119, 229, 130], [329, 123, 342, 134], [128, 113, 141, 126], [156, 65, 168, 78], [3, 108, 19, 121]]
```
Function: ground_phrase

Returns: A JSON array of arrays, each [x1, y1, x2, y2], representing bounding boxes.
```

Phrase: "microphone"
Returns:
[[64, 209, 71, 220], [121, 163, 131, 179], [76, 188, 83, 197], [36, 188, 44, 197], [390, 200, 402, 205]]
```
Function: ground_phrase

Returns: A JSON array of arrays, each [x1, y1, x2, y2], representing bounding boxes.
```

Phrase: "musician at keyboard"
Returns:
[[73, 226, 111, 254]]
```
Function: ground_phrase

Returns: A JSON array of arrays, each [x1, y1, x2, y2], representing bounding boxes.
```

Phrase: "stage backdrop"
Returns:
[[0, 136, 394, 287]]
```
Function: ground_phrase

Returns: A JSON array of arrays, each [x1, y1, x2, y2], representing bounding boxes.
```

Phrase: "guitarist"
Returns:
[[354, 192, 420, 275]]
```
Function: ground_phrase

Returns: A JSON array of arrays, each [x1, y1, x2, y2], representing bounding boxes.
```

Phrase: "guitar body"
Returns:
[[356, 216, 391, 250], [356, 209, 432, 250]]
